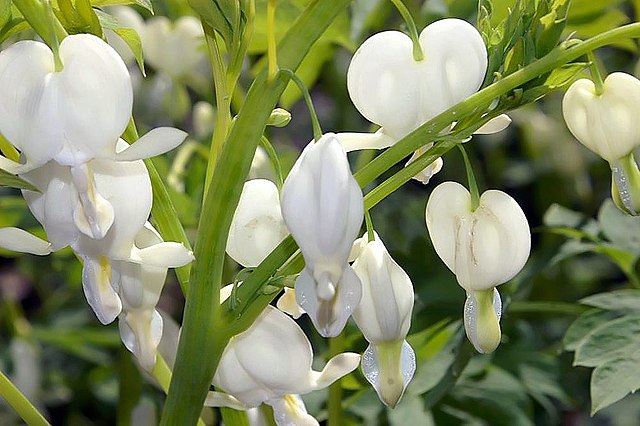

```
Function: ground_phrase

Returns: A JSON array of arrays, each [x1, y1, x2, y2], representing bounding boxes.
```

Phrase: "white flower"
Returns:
[[206, 305, 360, 426], [347, 18, 487, 140], [425, 181, 530, 353], [351, 238, 416, 407], [0, 34, 132, 170], [117, 223, 192, 372], [141, 16, 205, 80], [226, 179, 289, 268], [280, 133, 364, 337], [562, 72, 640, 163], [425, 181, 530, 292]]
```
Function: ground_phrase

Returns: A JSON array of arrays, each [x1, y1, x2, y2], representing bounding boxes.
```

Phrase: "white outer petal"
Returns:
[[227, 179, 289, 268], [82, 256, 122, 324], [0, 228, 52, 255], [563, 73, 640, 163], [474, 114, 511, 134], [425, 181, 530, 291], [119, 308, 163, 371], [351, 239, 414, 343]]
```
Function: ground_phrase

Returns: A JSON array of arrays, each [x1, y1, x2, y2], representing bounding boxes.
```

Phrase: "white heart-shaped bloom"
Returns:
[[563, 72, 640, 163], [210, 305, 360, 423], [425, 181, 531, 291], [141, 16, 204, 79], [0, 34, 132, 168], [351, 238, 416, 407], [280, 134, 364, 337], [347, 18, 487, 140], [226, 179, 289, 268]]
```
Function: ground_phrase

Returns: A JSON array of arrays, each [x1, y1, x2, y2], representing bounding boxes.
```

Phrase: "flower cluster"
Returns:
[[0, 34, 193, 371]]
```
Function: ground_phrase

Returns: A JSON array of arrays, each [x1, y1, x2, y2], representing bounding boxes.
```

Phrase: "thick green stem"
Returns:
[[0, 369, 50, 426], [160, 2, 353, 424], [327, 332, 345, 426]]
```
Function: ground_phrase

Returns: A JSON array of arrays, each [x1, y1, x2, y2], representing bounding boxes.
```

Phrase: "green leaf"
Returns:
[[90, 0, 153, 14], [190, 0, 239, 52], [574, 315, 640, 367], [95, 9, 145, 75], [580, 290, 640, 314], [0, 0, 10, 28], [590, 354, 640, 414], [598, 199, 640, 253], [563, 308, 618, 351], [542, 203, 600, 236], [0, 169, 38, 192]]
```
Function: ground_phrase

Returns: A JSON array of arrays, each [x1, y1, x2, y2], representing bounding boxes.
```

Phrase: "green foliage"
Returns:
[[95, 8, 145, 74], [0, 169, 38, 192], [91, 0, 153, 14]]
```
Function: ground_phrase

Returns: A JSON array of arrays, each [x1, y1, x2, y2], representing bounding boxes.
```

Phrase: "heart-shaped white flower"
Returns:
[[0, 34, 133, 169], [347, 18, 487, 140], [425, 181, 531, 292], [563, 72, 640, 164]]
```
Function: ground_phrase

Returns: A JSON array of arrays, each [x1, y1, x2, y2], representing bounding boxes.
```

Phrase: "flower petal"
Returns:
[[267, 394, 319, 426], [334, 130, 395, 152], [112, 128, 188, 161], [474, 114, 511, 134], [82, 256, 122, 324], [361, 340, 416, 407], [276, 287, 305, 319], [309, 352, 360, 390], [119, 308, 163, 371], [464, 288, 502, 353], [0, 228, 52, 255], [204, 391, 251, 410], [130, 242, 194, 267]]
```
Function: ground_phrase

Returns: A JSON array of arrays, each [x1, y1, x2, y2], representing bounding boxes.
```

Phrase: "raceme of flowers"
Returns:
[[0, 33, 193, 371]]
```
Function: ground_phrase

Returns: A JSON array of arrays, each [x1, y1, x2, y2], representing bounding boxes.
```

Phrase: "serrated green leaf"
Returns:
[[564, 308, 618, 351], [574, 315, 640, 367], [580, 290, 640, 314], [591, 354, 640, 414], [90, 0, 153, 14], [598, 199, 640, 253]]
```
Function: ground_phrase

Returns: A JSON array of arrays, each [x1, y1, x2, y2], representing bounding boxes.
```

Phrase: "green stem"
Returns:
[[588, 51, 605, 95], [327, 332, 345, 426], [0, 369, 50, 426], [278, 69, 323, 140], [457, 144, 480, 211], [203, 22, 232, 202], [365, 210, 375, 242], [267, 0, 278, 81], [389, 0, 423, 61], [160, 2, 352, 424], [260, 136, 284, 189]]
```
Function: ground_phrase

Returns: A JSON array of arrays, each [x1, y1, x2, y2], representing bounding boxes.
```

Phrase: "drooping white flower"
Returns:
[[205, 305, 360, 426], [340, 18, 510, 184], [226, 179, 289, 268], [562, 72, 640, 164], [347, 18, 487, 140], [0, 34, 132, 170], [141, 16, 205, 80], [351, 238, 416, 407], [0, 142, 193, 325], [425, 181, 530, 353], [117, 223, 191, 371], [280, 133, 364, 337]]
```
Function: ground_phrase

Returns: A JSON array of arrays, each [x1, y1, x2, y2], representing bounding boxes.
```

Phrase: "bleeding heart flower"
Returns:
[[280, 133, 364, 337], [226, 179, 289, 268], [425, 181, 530, 353], [563, 72, 640, 164], [0, 34, 132, 169], [205, 305, 360, 426], [347, 18, 487, 140], [351, 238, 416, 407]]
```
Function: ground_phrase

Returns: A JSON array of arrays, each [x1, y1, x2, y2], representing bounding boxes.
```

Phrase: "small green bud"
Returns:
[[267, 108, 292, 127]]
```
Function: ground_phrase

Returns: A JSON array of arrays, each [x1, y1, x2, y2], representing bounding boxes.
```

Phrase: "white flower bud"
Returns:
[[351, 238, 416, 407], [425, 181, 531, 292], [347, 18, 487, 140], [280, 133, 364, 337], [208, 306, 360, 425], [226, 179, 289, 268], [141, 16, 204, 80], [563, 72, 640, 163]]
